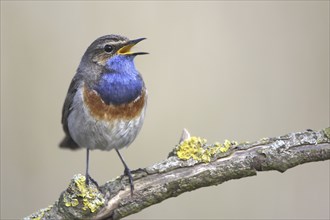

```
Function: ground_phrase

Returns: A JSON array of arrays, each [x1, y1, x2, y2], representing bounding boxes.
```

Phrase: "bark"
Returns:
[[25, 128, 330, 220]]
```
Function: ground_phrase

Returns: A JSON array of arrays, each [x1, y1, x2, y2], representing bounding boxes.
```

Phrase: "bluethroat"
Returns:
[[59, 35, 148, 195]]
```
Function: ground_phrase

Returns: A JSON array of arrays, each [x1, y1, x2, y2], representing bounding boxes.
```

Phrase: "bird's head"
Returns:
[[77, 35, 147, 87], [82, 35, 147, 70]]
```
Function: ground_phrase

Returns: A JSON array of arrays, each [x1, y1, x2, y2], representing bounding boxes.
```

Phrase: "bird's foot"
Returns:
[[85, 174, 99, 188], [124, 167, 134, 196]]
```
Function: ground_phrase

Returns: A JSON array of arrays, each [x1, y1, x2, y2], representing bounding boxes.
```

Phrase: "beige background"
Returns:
[[1, 1, 329, 219]]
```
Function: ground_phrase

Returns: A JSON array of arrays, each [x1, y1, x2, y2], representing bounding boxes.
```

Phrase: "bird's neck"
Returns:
[[94, 56, 143, 105]]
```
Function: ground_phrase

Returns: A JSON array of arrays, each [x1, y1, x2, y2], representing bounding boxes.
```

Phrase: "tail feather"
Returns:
[[59, 135, 80, 150]]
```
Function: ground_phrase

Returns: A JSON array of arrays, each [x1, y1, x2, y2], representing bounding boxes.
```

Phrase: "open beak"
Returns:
[[117, 38, 148, 56]]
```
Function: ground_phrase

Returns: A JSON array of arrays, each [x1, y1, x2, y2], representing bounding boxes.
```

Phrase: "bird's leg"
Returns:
[[85, 148, 90, 184], [115, 149, 134, 196], [85, 148, 98, 187]]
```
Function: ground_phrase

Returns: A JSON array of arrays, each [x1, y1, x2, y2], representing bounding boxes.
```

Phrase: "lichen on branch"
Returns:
[[171, 136, 237, 162]]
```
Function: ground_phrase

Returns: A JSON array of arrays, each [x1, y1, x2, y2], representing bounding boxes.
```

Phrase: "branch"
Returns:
[[25, 128, 330, 220]]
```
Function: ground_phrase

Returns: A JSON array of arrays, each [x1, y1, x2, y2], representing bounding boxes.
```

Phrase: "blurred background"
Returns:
[[1, 1, 329, 219]]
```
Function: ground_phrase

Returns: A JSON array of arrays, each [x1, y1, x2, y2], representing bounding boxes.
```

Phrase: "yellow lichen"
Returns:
[[176, 136, 207, 162], [64, 197, 79, 207], [324, 127, 330, 139], [176, 137, 237, 163], [62, 174, 105, 213], [220, 139, 236, 152]]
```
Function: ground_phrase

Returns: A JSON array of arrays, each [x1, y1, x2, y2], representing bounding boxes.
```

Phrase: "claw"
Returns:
[[85, 174, 99, 188], [124, 167, 134, 196]]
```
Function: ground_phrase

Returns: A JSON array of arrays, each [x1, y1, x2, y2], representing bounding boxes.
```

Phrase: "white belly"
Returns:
[[67, 87, 147, 151]]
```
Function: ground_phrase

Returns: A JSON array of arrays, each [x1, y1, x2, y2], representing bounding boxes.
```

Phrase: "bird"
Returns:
[[59, 34, 148, 195]]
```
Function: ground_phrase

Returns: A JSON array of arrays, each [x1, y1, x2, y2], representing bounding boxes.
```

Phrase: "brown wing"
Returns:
[[59, 75, 80, 149]]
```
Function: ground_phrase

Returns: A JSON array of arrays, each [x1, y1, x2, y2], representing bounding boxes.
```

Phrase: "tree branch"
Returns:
[[25, 128, 330, 220]]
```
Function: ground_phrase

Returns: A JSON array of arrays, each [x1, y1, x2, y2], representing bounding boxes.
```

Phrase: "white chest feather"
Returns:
[[67, 85, 147, 151]]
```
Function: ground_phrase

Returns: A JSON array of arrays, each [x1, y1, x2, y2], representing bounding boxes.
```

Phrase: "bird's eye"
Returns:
[[104, 44, 113, 53]]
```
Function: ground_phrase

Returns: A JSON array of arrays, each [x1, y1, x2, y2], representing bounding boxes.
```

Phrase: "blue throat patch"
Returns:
[[94, 55, 143, 105]]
